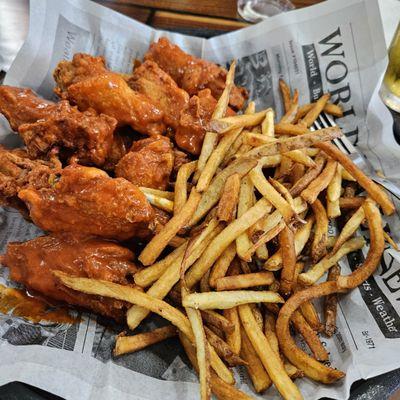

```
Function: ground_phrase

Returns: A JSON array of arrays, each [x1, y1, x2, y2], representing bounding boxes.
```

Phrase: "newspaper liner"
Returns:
[[0, 0, 399, 398]]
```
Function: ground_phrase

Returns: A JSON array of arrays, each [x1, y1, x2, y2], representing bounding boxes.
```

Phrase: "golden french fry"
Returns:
[[268, 178, 295, 209], [139, 187, 174, 200], [275, 122, 310, 136], [279, 79, 292, 113], [310, 199, 329, 263], [383, 231, 399, 251], [174, 161, 197, 214], [316, 142, 395, 215], [212, 60, 236, 120], [186, 198, 272, 288], [242, 131, 277, 147], [280, 102, 299, 124], [337, 199, 385, 289], [284, 150, 316, 168], [279, 226, 297, 297], [331, 205, 365, 255], [302, 93, 330, 127], [295, 102, 343, 122], [276, 281, 345, 383], [324, 264, 340, 337], [298, 296, 323, 333], [223, 307, 241, 355], [215, 272, 274, 291], [301, 159, 337, 204], [211, 110, 268, 134], [276, 155, 294, 179], [339, 196, 365, 209], [291, 163, 305, 185], [114, 326, 177, 356], [139, 189, 201, 265], [201, 310, 234, 334], [209, 243, 236, 288], [200, 269, 212, 293], [194, 132, 219, 183], [264, 313, 279, 355], [183, 290, 284, 310], [217, 173, 241, 222], [239, 304, 303, 400], [298, 237, 365, 285], [264, 217, 314, 271], [141, 191, 174, 213], [327, 164, 343, 218], [342, 168, 356, 181], [261, 109, 275, 137]]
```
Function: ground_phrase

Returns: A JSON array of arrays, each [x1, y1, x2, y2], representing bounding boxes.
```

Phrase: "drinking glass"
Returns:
[[237, 0, 295, 22]]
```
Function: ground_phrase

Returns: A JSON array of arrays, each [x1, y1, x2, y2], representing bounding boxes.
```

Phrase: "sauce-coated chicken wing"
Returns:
[[2, 234, 138, 320]]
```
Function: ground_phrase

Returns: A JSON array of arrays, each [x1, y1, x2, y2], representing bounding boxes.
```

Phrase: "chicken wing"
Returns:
[[2, 234, 138, 320], [54, 54, 166, 135], [144, 37, 248, 110], [18, 164, 154, 240], [115, 135, 174, 190], [128, 60, 189, 129], [0, 85, 117, 166]]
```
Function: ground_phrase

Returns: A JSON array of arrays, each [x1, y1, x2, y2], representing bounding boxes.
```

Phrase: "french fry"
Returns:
[[261, 109, 275, 137], [291, 163, 305, 184], [301, 159, 337, 204], [212, 60, 236, 120], [284, 150, 316, 168], [280, 102, 299, 124], [279, 226, 297, 297], [139, 189, 201, 265], [217, 173, 241, 222], [244, 127, 341, 159], [291, 311, 329, 361], [174, 161, 197, 214], [239, 304, 303, 400], [276, 281, 345, 383], [298, 237, 365, 285], [242, 131, 277, 147], [183, 290, 284, 310], [201, 310, 234, 334], [275, 155, 294, 179], [209, 243, 237, 288], [114, 326, 177, 356], [331, 205, 365, 255], [250, 166, 296, 223], [200, 269, 212, 293], [298, 295, 323, 332], [275, 122, 309, 136], [204, 326, 246, 366], [316, 142, 395, 215], [223, 307, 241, 355], [310, 199, 329, 263], [264, 313, 279, 354], [339, 196, 365, 209], [337, 199, 385, 289], [216, 272, 274, 291], [290, 154, 326, 197], [383, 231, 400, 251], [211, 110, 268, 134], [264, 217, 314, 271], [279, 79, 292, 113], [342, 168, 356, 181], [139, 187, 174, 200], [194, 132, 219, 183], [190, 157, 257, 226], [295, 102, 343, 121], [327, 164, 343, 218], [302, 93, 330, 127], [141, 191, 174, 213], [185, 198, 272, 288], [324, 264, 340, 337], [240, 328, 272, 393]]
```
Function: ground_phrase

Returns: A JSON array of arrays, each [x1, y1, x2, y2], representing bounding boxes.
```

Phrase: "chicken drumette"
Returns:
[[2, 234, 138, 320]]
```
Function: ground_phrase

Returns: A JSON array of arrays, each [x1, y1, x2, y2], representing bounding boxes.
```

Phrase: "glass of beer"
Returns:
[[380, 22, 400, 140]]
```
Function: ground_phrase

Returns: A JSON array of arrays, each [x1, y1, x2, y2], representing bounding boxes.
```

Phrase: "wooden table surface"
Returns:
[[93, 0, 323, 37]]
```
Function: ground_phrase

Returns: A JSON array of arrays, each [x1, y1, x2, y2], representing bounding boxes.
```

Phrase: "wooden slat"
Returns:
[[152, 11, 248, 33], [93, 1, 152, 22]]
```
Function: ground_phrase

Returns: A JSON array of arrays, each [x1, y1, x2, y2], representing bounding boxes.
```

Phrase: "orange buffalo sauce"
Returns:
[[0, 283, 78, 324]]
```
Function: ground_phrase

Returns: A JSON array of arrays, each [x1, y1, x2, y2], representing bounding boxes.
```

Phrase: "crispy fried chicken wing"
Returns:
[[18, 164, 154, 240], [2, 234, 138, 320], [128, 60, 189, 129], [144, 37, 248, 110], [115, 135, 174, 190], [0, 85, 117, 166], [54, 54, 166, 135]]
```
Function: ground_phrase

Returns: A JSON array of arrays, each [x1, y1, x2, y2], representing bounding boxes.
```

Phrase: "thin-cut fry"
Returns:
[[194, 132, 219, 183], [264, 313, 279, 354], [327, 164, 343, 218], [242, 131, 277, 146], [212, 60, 236, 120], [276, 281, 345, 383], [284, 150, 316, 168], [291, 311, 329, 361], [342, 168, 356, 181], [337, 199, 385, 289], [324, 264, 340, 337], [139, 189, 201, 265], [114, 326, 177, 356], [183, 290, 284, 310], [301, 159, 337, 204], [279, 79, 292, 113], [316, 142, 395, 215], [240, 328, 272, 393], [339, 197, 365, 209], [269, 178, 295, 208], [331, 205, 365, 255], [310, 199, 329, 263], [298, 295, 323, 332], [141, 191, 174, 213], [261, 109, 275, 137], [217, 173, 240, 222], [279, 226, 297, 297], [384, 231, 399, 251], [239, 304, 302, 400], [302, 93, 330, 127], [209, 243, 236, 288], [186, 198, 272, 288], [211, 110, 268, 134], [201, 310, 234, 334], [223, 307, 241, 355], [264, 217, 314, 271], [276, 155, 294, 179], [298, 236, 365, 285], [174, 161, 197, 214], [140, 187, 174, 200], [280, 102, 299, 124], [291, 163, 305, 184], [275, 123, 309, 136], [295, 102, 343, 121], [200, 269, 212, 292], [216, 272, 274, 291]]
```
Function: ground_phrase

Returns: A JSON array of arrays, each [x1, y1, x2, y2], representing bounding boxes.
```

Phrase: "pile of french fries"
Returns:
[[54, 62, 396, 400]]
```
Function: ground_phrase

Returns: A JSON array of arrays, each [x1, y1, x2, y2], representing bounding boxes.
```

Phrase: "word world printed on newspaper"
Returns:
[[0, 0, 399, 399]]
